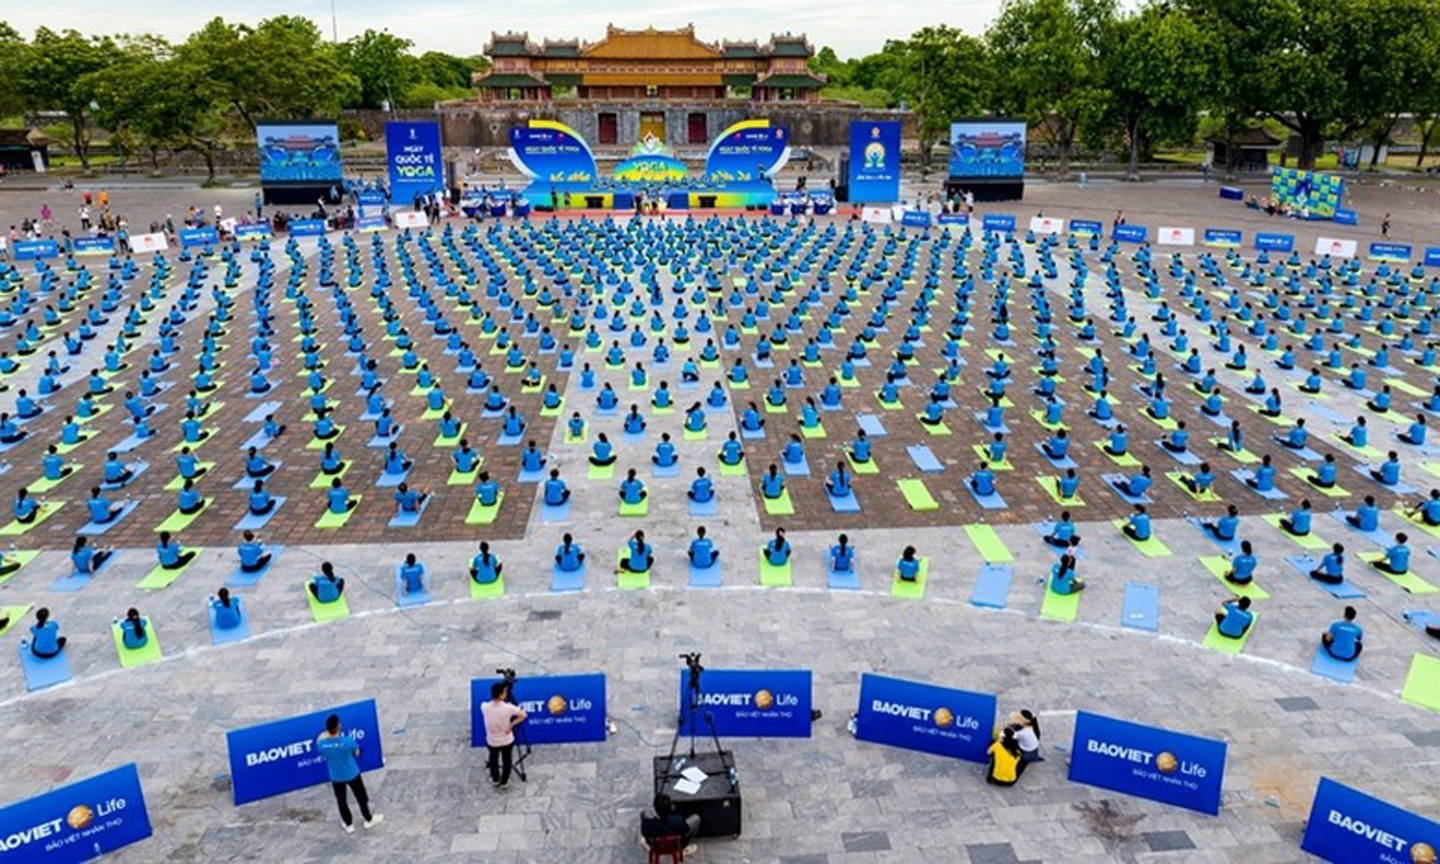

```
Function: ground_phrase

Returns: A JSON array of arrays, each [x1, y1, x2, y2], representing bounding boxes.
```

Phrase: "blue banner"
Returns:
[[1067, 711, 1226, 815], [704, 120, 788, 185], [1333, 207, 1358, 225], [12, 239, 60, 260], [288, 219, 326, 237], [1254, 232, 1295, 252], [1301, 777, 1440, 862], [848, 121, 901, 204], [385, 121, 445, 206], [936, 213, 969, 225], [179, 227, 218, 249], [256, 122, 342, 183], [225, 699, 383, 805], [678, 669, 812, 738], [0, 764, 151, 862], [234, 223, 272, 241], [1426, 248, 1440, 268], [510, 121, 598, 188], [1113, 224, 1148, 243], [356, 214, 388, 232], [982, 214, 1016, 234], [71, 236, 115, 256], [949, 120, 1026, 178], [854, 673, 995, 762], [1368, 242, 1412, 262], [900, 210, 932, 228], [1069, 219, 1103, 237], [470, 674, 606, 746], [1204, 228, 1243, 247]]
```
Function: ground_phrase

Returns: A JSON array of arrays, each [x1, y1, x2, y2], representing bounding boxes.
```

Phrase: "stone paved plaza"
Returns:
[[0, 176, 1437, 862]]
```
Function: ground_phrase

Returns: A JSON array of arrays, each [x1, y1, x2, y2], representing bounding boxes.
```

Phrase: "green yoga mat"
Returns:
[[307, 588, 351, 622], [447, 467, 479, 486], [762, 489, 794, 517], [0, 604, 33, 637], [1331, 434, 1382, 460], [682, 428, 707, 441], [434, 425, 468, 448], [619, 496, 650, 517], [616, 549, 651, 589], [1166, 472, 1221, 503], [309, 464, 351, 489], [1111, 519, 1172, 557], [890, 559, 928, 599], [164, 465, 214, 491], [112, 620, 163, 668], [1394, 507, 1440, 541], [0, 550, 39, 586], [897, 479, 939, 512], [469, 574, 504, 600], [1208, 439, 1260, 464], [845, 453, 879, 475], [29, 468, 81, 493], [1386, 377, 1428, 397], [717, 457, 747, 477], [969, 445, 1013, 470], [306, 427, 346, 450], [0, 502, 63, 536], [920, 420, 952, 436], [964, 524, 1012, 562], [136, 559, 195, 590], [466, 494, 503, 525], [1203, 612, 1258, 655], [1040, 582, 1081, 621], [1094, 442, 1140, 468], [758, 551, 792, 587], [1036, 477, 1085, 506], [421, 402, 451, 420], [1358, 553, 1438, 594], [587, 461, 616, 480], [1286, 466, 1348, 498], [1198, 556, 1271, 600], [315, 497, 361, 528], [154, 500, 210, 533], [800, 424, 827, 439], [1401, 654, 1440, 712], [1260, 513, 1329, 550]]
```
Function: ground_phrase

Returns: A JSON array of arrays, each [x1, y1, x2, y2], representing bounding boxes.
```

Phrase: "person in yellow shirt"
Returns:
[[987, 727, 1022, 786]]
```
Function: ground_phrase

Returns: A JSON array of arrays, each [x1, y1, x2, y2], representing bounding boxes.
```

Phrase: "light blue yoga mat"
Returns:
[[541, 500, 571, 523], [1187, 516, 1243, 553], [1034, 442, 1078, 469], [99, 462, 150, 491], [827, 563, 860, 590], [76, 500, 141, 536], [234, 497, 286, 531], [653, 461, 680, 478], [907, 445, 944, 472], [829, 489, 860, 512], [689, 561, 722, 588], [1121, 582, 1159, 632], [1284, 555, 1367, 599], [517, 465, 546, 483], [857, 414, 887, 437], [1310, 644, 1358, 683], [967, 484, 1007, 510], [1101, 473, 1152, 505], [395, 566, 433, 607], [688, 497, 717, 517], [1228, 469, 1288, 499], [227, 547, 283, 587], [1327, 509, 1389, 545], [208, 603, 253, 645], [18, 643, 71, 691], [551, 562, 586, 592], [970, 564, 1011, 609], [376, 468, 410, 487]]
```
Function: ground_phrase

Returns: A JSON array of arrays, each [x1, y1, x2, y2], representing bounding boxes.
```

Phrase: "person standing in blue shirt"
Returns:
[[317, 714, 382, 833], [1321, 606, 1363, 661]]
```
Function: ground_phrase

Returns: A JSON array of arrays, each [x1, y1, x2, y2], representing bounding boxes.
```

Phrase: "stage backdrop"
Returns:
[[949, 120, 1026, 178], [1271, 167, 1344, 219], [848, 121, 902, 204], [385, 121, 445, 205], [508, 120, 598, 190], [704, 119, 789, 185], [256, 122, 343, 184]]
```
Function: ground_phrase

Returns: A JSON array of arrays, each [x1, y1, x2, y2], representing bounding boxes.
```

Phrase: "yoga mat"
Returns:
[[470, 574, 505, 600], [1261, 513, 1329, 550], [164, 465, 215, 491], [540, 498, 570, 523], [783, 457, 811, 478], [111, 619, 163, 668], [1203, 613, 1258, 655], [762, 489, 794, 516], [395, 566, 433, 608], [1198, 555, 1271, 600], [376, 467, 410, 488], [208, 603, 252, 645], [969, 444, 1013, 470], [615, 550, 650, 590], [306, 588, 351, 622], [967, 484, 1008, 510], [845, 452, 880, 475], [516, 464, 547, 483], [1400, 654, 1440, 712], [800, 423, 827, 439], [308, 464, 351, 489], [1310, 644, 1358, 683], [688, 496, 717, 517], [1111, 519, 1172, 557], [1095, 442, 1140, 467], [433, 424, 468, 448], [1403, 610, 1440, 633], [921, 420, 952, 436], [0, 550, 37, 587], [0, 604, 31, 637], [550, 561, 586, 592], [29, 468, 80, 494], [1357, 552, 1438, 594], [388, 495, 432, 528], [19, 642, 71, 690], [717, 457, 747, 477], [465, 493, 504, 526], [970, 564, 1011, 609], [242, 401, 283, 422], [827, 563, 860, 591], [759, 552, 793, 587], [906, 445, 944, 473], [1327, 509, 1390, 545], [1395, 506, 1440, 541], [1102, 474, 1152, 505], [234, 497, 286, 531], [77, 500, 140, 536], [856, 414, 887, 437], [689, 561, 722, 588], [496, 429, 523, 446], [1159, 444, 1202, 466], [653, 461, 681, 479], [227, 547, 283, 587], [0, 501, 63, 536], [1284, 555, 1367, 598], [305, 428, 345, 450], [1121, 582, 1159, 631], [741, 427, 766, 440], [828, 489, 860, 513], [1036, 477, 1085, 506], [1228, 469, 1288, 500], [136, 558, 196, 590], [897, 478, 939, 512], [890, 558, 928, 599], [619, 496, 650, 517], [154, 500, 210, 533], [1208, 439, 1261, 464], [314, 498, 361, 528], [587, 461, 616, 480], [1168, 472, 1222, 503], [1040, 580, 1082, 622], [964, 524, 1013, 562], [1187, 516, 1243, 553], [448, 467, 480, 486]]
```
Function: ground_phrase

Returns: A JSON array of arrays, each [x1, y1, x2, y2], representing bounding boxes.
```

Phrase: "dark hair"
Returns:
[[126, 608, 145, 640], [653, 794, 674, 817], [326, 714, 341, 733], [1021, 708, 1040, 738], [490, 681, 508, 700]]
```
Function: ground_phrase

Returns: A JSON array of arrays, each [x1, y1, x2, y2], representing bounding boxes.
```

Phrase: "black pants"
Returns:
[[331, 776, 372, 826], [487, 743, 514, 785]]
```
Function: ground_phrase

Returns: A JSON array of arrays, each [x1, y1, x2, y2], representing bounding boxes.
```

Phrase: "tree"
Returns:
[[879, 26, 992, 171], [338, 29, 413, 109], [1102, 3, 1216, 178], [987, 0, 1116, 176], [0, 23, 26, 120], [84, 35, 172, 171], [19, 28, 119, 169]]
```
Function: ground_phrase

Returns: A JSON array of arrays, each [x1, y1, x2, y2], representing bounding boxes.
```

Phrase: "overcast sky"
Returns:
[[5, 0, 1004, 58]]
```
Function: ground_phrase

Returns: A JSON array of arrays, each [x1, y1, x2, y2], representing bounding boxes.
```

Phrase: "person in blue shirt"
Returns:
[[830, 534, 856, 572], [1280, 499, 1314, 536], [1214, 595, 1254, 639], [1050, 537, 1084, 594], [1115, 465, 1152, 498], [687, 526, 718, 568], [850, 430, 872, 464], [826, 461, 852, 498], [764, 528, 791, 566], [1370, 451, 1402, 487], [760, 464, 786, 499], [156, 530, 195, 570], [623, 405, 647, 434], [27, 607, 66, 658], [1247, 454, 1277, 493], [1342, 416, 1369, 448], [1204, 504, 1240, 541], [896, 546, 921, 582], [1346, 496, 1380, 532], [1183, 462, 1216, 496], [619, 469, 647, 504], [103, 451, 134, 487], [383, 443, 411, 476], [555, 534, 585, 572], [652, 433, 677, 468], [263, 413, 286, 440], [71, 536, 111, 575], [622, 530, 653, 573], [316, 713, 381, 832], [177, 478, 203, 515], [543, 469, 570, 506], [1309, 542, 1347, 585], [12, 488, 40, 524], [1371, 532, 1411, 575], [1409, 489, 1440, 526], [119, 608, 149, 650], [327, 477, 357, 515], [86, 486, 124, 524], [1321, 606, 1363, 661], [1224, 540, 1258, 585], [398, 554, 426, 595], [470, 542, 502, 584], [1045, 511, 1076, 547], [719, 432, 745, 466], [211, 588, 244, 631], [42, 445, 71, 481], [589, 432, 617, 467], [1055, 468, 1081, 501], [237, 530, 271, 573], [971, 461, 996, 497], [1105, 425, 1128, 457], [1399, 413, 1428, 446], [1277, 417, 1309, 450], [1122, 504, 1151, 542], [310, 561, 345, 602], [393, 482, 427, 514]]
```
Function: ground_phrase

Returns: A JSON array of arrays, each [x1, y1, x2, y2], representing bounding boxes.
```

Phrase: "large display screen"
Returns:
[[257, 123, 343, 183], [949, 120, 1026, 178]]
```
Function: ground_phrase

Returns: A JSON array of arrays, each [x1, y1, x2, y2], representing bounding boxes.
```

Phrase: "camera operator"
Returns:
[[481, 679, 527, 789]]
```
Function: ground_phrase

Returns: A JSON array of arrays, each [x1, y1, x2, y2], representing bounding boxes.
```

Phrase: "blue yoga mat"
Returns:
[[907, 445, 944, 473], [233, 466, 283, 490], [1121, 582, 1159, 632], [1187, 517, 1243, 553], [377, 468, 410, 487], [689, 561, 722, 588], [551, 563, 586, 593], [395, 568, 433, 608], [99, 462, 150, 491], [967, 484, 1008, 510], [974, 413, 1010, 434], [1307, 402, 1349, 424], [1228, 469, 1287, 500], [827, 563, 860, 590], [208, 604, 253, 645], [388, 497, 431, 528], [653, 461, 680, 478], [1284, 556, 1367, 598], [1404, 610, 1440, 632], [857, 414, 887, 437], [234, 497, 286, 531], [497, 431, 523, 446], [227, 547, 283, 587], [242, 401, 284, 422], [18, 643, 71, 691], [1101, 474, 1152, 505], [76, 500, 141, 536], [1034, 442, 1078, 469], [688, 497, 717, 517], [1350, 466, 1416, 495], [741, 427, 766, 440], [829, 490, 861, 513], [239, 429, 273, 451], [970, 564, 1011, 609], [1310, 644, 1358, 683], [541, 500, 571, 523], [1327, 510, 1390, 545], [516, 465, 546, 483], [784, 457, 811, 477], [1158, 443, 1201, 466]]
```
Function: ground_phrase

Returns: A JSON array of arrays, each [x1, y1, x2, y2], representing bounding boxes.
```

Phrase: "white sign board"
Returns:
[[393, 210, 429, 229], [130, 232, 169, 253], [1157, 227, 1195, 246], [1029, 216, 1064, 235], [1314, 237, 1357, 258], [862, 207, 893, 224]]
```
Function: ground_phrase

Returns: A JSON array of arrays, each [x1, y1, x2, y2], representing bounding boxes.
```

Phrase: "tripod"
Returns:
[[497, 668, 532, 783], [664, 653, 731, 777]]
